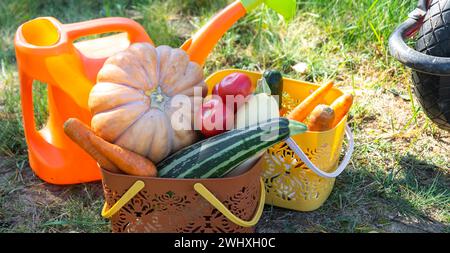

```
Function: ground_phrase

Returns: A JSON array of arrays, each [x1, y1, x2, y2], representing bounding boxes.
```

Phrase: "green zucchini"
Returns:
[[157, 117, 306, 178], [263, 70, 284, 107]]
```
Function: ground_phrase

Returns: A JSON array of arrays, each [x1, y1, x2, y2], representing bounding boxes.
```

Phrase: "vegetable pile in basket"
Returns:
[[63, 42, 308, 179], [287, 80, 353, 131]]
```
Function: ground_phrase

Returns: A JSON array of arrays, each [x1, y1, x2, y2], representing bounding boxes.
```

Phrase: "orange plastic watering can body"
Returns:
[[15, 17, 152, 184]]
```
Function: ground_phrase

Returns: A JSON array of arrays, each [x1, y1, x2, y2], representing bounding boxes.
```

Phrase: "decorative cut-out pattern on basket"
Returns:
[[102, 179, 259, 233], [280, 92, 301, 116], [262, 140, 337, 204]]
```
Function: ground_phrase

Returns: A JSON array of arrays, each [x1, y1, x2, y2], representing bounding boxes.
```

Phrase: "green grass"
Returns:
[[1, 0, 449, 233]]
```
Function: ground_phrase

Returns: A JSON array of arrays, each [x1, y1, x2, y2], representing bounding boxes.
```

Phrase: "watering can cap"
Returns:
[[241, 0, 297, 21]]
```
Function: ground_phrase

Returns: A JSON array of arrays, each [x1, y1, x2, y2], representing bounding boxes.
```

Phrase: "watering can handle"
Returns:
[[19, 71, 63, 165], [64, 17, 153, 83], [286, 125, 354, 178], [183, 0, 296, 66], [64, 17, 152, 44]]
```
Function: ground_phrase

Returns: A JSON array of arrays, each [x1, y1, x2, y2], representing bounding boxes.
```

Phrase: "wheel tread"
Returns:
[[412, 0, 450, 130]]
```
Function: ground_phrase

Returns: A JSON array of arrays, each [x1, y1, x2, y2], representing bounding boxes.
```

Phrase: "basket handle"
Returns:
[[194, 178, 265, 228], [285, 125, 354, 178], [101, 180, 145, 219], [101, 178, 265, 228]]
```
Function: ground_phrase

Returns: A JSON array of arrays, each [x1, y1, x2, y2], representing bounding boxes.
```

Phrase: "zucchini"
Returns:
[[157, 117, 306, 178], [263, 70, 283, 107]]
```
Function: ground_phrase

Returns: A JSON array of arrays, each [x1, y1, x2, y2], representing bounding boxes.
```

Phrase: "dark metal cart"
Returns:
[[389, 0, 450, 130]]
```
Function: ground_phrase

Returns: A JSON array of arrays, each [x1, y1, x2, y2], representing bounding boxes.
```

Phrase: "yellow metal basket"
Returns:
[[205, 69, 354, 212]]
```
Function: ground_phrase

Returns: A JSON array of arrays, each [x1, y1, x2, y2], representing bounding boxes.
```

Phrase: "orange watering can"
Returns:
[[15, 17, 152, 184], [14, 0, 296, 185]]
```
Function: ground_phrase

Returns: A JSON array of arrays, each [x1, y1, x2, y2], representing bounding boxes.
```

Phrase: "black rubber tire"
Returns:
[[414, 0, 450, 131]]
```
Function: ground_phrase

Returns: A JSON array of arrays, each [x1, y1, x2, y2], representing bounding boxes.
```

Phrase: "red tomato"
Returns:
[[212, 83, 219, 96], [197, 99, 234, 137], [217, 73, 253, 111]]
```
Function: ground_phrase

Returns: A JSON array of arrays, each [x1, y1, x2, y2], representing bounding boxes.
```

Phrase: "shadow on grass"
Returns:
[[390, 154, 449, 221], [258, 153, 449, 233]]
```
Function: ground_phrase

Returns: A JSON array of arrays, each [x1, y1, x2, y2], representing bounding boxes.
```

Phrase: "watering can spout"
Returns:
[[184, 0, 296, 66]]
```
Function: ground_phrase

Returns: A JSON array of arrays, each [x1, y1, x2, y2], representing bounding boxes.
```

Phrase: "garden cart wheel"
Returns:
[[389, 0, 450, 131]]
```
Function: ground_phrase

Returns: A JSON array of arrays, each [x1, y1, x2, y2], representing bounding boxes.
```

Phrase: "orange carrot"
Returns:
[[64, 118, 157, 177], [287, 81, 334, 122], [90, 135, 157, 177], [64, 118, 121, 174], [330, 93, 353, 127], [306, 104, 335, 131]]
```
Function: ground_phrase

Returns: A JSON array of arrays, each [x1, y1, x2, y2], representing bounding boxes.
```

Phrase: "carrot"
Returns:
[[306, 104, 335, 131], [90, 135, 157, 177], [64, 118, 121, 174], [287, 81, 334, 122], [330, 93, 353, 127], [64, 118, 157, 177]]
